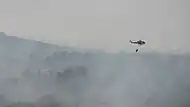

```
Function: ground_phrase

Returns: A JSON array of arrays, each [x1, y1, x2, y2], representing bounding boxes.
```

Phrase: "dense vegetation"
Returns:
[[0, 32, 189, 107]]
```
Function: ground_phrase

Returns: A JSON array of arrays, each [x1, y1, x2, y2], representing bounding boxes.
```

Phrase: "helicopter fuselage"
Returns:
[[130, 40, 146, 45]]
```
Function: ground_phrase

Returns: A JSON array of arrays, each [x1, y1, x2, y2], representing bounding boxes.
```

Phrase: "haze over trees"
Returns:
[[0, 32, 189, 107]]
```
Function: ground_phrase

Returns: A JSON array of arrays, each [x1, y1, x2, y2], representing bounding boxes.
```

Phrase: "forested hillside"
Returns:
[[0, 32, 189, 107]]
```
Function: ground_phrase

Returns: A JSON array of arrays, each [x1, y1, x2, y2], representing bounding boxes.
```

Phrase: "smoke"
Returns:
[[0, 52, 189, 107], [0, 33, 189, 107]]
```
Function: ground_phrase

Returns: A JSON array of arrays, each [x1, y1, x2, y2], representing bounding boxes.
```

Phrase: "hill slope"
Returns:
[[0, 32, 189, 107]]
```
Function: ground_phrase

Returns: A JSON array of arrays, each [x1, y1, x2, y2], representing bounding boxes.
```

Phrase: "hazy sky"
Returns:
[[0, 0, 189, 53]]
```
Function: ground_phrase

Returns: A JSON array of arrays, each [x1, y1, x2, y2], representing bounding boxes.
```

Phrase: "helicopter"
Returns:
[[129, 40, 146, 52], [130, 40, 146, 45]]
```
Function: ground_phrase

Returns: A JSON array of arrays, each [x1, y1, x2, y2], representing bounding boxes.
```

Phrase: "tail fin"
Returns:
[[129, 40, 132, 43]]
